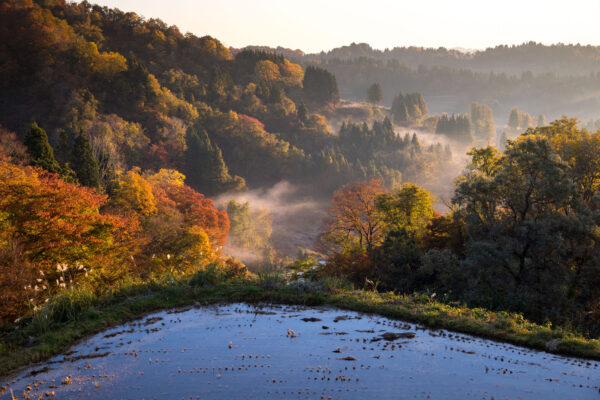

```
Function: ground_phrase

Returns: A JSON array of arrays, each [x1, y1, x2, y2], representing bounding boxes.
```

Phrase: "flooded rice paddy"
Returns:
[[1, 303, 599, 399]]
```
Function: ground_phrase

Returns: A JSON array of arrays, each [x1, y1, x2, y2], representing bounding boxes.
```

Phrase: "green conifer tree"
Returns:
[[24, 122, 61, 173], [297, 102, 309, 125], [185, 127, 244, 195], [367, 83, 383, 104], [55, 129, 73, 166], [72, 132, 99, 187]]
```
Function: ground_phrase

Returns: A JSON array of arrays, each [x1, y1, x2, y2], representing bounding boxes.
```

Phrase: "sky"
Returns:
[[90, 0, 600, 53]]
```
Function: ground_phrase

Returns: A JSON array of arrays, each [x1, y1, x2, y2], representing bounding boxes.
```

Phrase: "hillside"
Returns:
[[0, 0, 453, 199], [243, 42, 600, 120]]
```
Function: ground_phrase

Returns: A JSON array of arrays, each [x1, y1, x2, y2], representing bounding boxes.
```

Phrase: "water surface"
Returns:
[[1, 303, 599, 399]]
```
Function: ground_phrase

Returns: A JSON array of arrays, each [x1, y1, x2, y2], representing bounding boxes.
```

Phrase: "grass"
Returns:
[[1, 273, 600, 378]]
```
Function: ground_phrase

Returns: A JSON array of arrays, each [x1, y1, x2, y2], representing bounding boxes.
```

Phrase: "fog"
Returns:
[[215, 181, 328, 263], [214, 122, 474, 264], [394, 126, 471, 212]]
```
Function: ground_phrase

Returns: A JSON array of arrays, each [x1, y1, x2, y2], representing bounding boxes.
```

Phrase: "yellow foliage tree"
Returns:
[[111, 168, 157, 216], [279, 60, 304, 87], [254, 60, 280, 83], [147, 168, 186, 187]]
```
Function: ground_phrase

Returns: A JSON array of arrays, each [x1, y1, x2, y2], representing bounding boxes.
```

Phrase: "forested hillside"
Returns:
[[246, 42, 600, 120], [0, 0, 454, 200], [309, 42, 600, 75]]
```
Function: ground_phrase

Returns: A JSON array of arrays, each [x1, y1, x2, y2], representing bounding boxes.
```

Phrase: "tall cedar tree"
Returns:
[[184, 127, 239, 196], [55, 129, 72, 166], [23, 123, 60, 173], [72, 132, 99, 187]]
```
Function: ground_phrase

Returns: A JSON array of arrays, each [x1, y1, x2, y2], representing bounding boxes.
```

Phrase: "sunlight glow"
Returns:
[[91, 0, 600, 52]]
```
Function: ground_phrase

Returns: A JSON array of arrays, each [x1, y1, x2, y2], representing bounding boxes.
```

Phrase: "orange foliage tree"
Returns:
[[159, 183, 229, 247], [0, 161, 113, 267], [318, 179, 386, 255], [107, 168, 229, 276], [0, 160, 135, 321]]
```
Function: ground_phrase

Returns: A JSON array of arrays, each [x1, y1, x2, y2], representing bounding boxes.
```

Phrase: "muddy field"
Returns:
[[1, 303, 599, 399]]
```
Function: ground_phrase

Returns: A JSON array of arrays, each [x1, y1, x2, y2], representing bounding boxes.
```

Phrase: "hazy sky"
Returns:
[[91, 0, 600, 53]]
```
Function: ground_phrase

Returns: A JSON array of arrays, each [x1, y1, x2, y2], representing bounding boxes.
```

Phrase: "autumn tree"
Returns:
[[0, 161, 128, 319], [108, 168, 229, 276], [0, 126, 28, 163], [375, 183, 435, 238], [318, 179, 385, 254], [110, 168, 158, 216], [531, 117, 600, 204], [454, 135, 584, 321], [155, 180, 230, 248], [367, 183, 436, 290]]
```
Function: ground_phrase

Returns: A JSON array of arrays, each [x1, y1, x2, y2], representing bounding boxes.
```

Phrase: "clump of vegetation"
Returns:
[[435, 113, 473, 143], [391, 92, 427, 125], [0, 158, 234, 324], [469, 102, 496, 144]]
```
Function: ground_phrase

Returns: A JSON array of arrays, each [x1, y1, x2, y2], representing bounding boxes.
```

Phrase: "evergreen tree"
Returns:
[[436, 114, 473, 144], [508, 107, 535, 130], [56, 129, 73, 166], [367, 83, 382, 104], [72, 132, 99, 187], [406, 93, 424, 118], [297, 102, 309, 125], [302, 66, 339, 106], [395, 102, 409, 125], [498, 131, 507, 151], [469, 102, 495, 143], [411, 133, 421, 153], [508, 108, 520, 129], [391, 92, 427, 125], [444, 144, 452, 160], [23, 122, 60, 173], [53, 129, 79, 184], [416, 93, 428, 116], [184, 127, 244, 195]]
